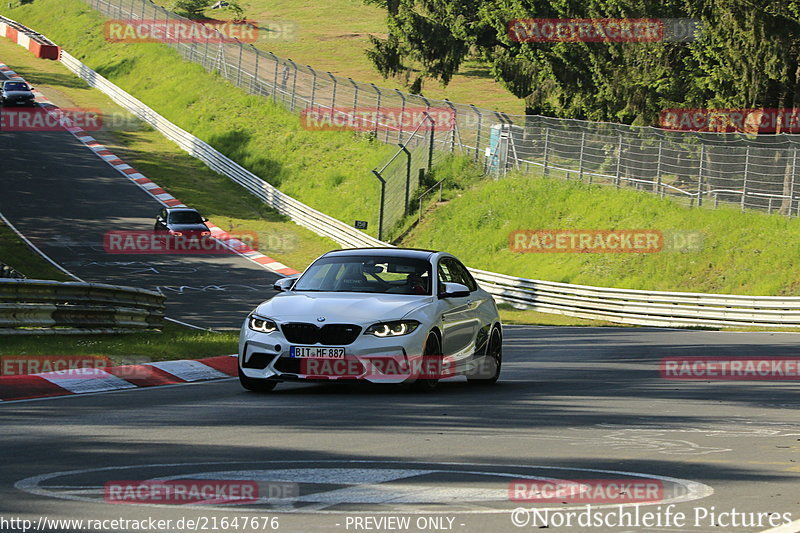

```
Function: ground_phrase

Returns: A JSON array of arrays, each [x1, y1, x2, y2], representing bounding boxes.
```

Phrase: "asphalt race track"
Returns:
[[1, 326, 798, 533], [0, 127, 281, 329]]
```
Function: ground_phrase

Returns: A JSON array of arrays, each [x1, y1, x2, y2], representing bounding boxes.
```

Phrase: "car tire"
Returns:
[[412, 333, 442, 392], [468, 327, 502, 385], [238, 368, 278, 392]]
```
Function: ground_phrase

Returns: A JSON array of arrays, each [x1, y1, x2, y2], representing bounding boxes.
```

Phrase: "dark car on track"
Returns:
[[0, 80, 36, 107], [154, 207, 211, 237]]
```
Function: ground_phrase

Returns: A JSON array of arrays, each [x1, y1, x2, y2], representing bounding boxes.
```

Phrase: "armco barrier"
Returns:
[[0, 279, 166, 334], [5, 19, 800, 328], [0, 16, 59, 59]]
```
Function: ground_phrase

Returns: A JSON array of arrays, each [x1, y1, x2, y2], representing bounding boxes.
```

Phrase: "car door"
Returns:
[[437, 258, 481, 358]]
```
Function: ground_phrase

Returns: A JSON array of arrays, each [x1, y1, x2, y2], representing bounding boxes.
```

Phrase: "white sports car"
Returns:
[[238, 248, 502, 391]]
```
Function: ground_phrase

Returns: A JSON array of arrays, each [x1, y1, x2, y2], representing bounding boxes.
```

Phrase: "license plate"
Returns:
[[290, 346, 345, 358]]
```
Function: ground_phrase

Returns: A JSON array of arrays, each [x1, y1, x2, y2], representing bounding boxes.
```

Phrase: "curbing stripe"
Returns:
[[0, 61, 300, 277], [38, 369, 137, 394], [0, 355, 238, 402], [0, 375, 73, 401], [147, 360, 230, 382]]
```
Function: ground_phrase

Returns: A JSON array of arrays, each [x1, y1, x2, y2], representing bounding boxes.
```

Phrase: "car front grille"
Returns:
[[281, 323, 362, 345]]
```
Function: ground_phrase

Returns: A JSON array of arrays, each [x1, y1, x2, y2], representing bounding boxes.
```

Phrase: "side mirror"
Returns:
[[203, 217, 209, 222], [438, 282, 470, 299], [273, 276, 298, 292]]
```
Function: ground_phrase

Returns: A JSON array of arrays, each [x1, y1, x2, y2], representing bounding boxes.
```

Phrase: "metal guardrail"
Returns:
[[49, 42, 800, 329], [0, 279, 166, 334]]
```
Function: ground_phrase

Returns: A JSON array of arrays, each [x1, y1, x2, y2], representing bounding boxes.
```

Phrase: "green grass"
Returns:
[[404, 169, 800, 296], [0, 323, 238, 361], [150, 0, 525, 114]]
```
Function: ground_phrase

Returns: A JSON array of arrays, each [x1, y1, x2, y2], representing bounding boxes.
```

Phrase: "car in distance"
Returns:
[[238, 248, 502, 392], [0, 80, 36, 107], [154, 207, 211, 238]]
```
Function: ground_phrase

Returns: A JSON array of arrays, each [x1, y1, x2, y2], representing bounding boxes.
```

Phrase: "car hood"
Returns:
[[166, 223, 208, 232], [3, 91, 34, 98], [255, 292, 433, 323]]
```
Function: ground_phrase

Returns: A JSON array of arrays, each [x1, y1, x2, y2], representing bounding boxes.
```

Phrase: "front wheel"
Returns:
[[238, 368, 278, 392], [468, 327, 502, 385], [411, 333, 442, 392]]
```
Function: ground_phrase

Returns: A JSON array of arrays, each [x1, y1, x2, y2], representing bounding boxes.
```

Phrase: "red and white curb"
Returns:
[[0, 355, 238, 402], [0, 61, 299, 277]]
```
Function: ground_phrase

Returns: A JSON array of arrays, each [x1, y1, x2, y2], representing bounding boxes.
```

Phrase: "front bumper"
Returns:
[[239, 320, 432, 384]]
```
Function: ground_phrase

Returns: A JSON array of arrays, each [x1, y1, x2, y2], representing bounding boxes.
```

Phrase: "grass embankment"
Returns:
[[7, 0, 800, 302], [148, 0, 525, 114]]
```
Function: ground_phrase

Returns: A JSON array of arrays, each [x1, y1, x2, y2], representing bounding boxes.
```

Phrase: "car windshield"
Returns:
[[168, 211, 204, 224], [293, 255, 432, 295], [4, 82, 28, 91]]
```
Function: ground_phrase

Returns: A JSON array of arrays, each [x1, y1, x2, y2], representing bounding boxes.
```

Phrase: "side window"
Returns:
[[437, 260, 456, 291], [450, 260, 477, 292]]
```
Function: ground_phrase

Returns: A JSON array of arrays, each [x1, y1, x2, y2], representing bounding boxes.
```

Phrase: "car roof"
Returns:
[[165, 207, 200, 213], [323, 247, 442, 261]]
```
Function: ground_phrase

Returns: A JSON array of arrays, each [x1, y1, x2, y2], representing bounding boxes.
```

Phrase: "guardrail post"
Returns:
[[742, 146, 750, 211], [372, 170, 386, 240], [697, 144, 705, 207], [578, 131, 585, 181]]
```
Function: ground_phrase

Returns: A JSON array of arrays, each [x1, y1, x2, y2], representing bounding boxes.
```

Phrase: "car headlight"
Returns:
[[249, 315, 278, 333], [365, 320, 420, 337], [200, 231, 211, 237], [169, 230, 183, 236]]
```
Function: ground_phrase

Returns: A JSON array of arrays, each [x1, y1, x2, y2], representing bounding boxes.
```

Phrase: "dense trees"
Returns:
[[365, 0, 800, 126]]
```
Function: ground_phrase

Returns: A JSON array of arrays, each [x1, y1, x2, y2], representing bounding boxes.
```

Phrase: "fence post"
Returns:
[[424, 112, 436, 172], [372, 170, 386, 241], [236, 42, 243, 87], [395, 89, 406, 143], [543, 128, 550, 177], [271, 53, 279, 102], [791, 148, 798, 217], [400, 145, 411, 215], [471, 104, 482, 161], [444, 99, 456, 152], [308, 66, 317, 111], [251, 47, 260, 94], [742, 146, 750, 211], [371, 83, 381, 136], [697, 144, 705, 207], [328, 72, 337, 111], [349, 78, 358, 114], [656, 139, 664, 197], [615, 134, 623, 188], [140, 0, 146, 21], [578, 131, 585, 181], [290, 61, 299, 111]]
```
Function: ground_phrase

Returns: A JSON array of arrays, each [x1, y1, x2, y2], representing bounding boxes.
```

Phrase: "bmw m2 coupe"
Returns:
[[239, 248, 502, 391]]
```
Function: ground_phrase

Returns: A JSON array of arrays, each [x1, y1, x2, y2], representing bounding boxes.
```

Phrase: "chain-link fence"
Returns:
[[83, 0, 800, 218]]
